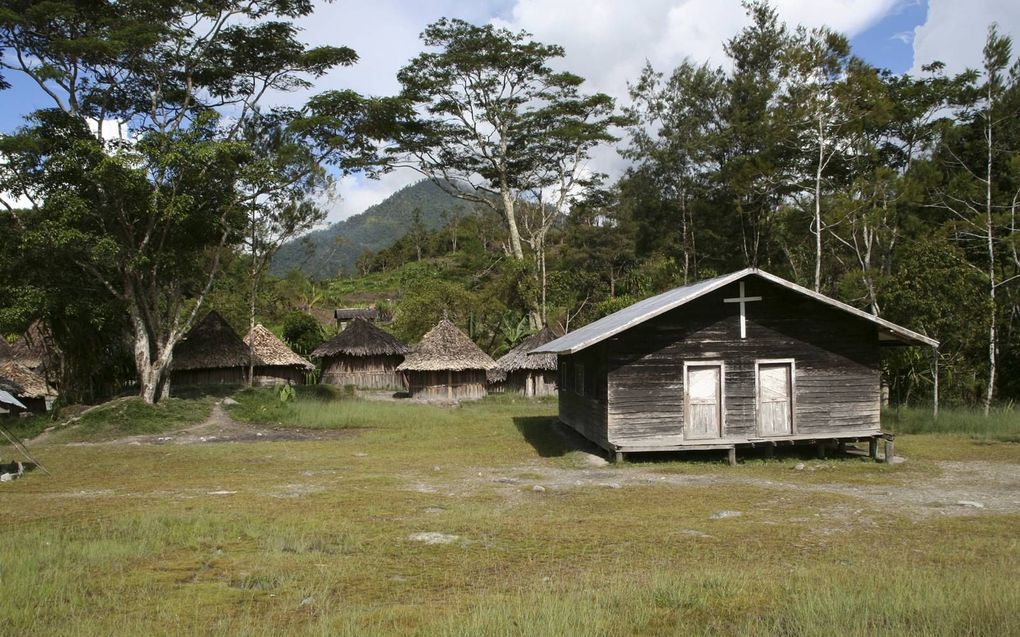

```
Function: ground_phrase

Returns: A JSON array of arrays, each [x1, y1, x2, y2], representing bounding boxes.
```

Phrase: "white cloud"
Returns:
[[329, 168, 423, 221], [911, 0, 1020, 75]]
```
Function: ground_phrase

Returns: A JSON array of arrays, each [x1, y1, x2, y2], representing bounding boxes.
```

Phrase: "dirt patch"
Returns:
[[425, 458, 1020, 518]]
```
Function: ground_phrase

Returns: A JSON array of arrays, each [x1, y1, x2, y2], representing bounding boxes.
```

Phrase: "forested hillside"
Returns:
[[269, 179, 469, 279]]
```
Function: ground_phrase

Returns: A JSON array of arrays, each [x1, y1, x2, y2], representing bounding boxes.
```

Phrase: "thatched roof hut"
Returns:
[[488, 327, 560, 396], [0, 360, 56, 413], [398, 318, 495, 401], [313, 317, 409, 390], [244, 324, 313, 386], [171, 311, 249, 387]]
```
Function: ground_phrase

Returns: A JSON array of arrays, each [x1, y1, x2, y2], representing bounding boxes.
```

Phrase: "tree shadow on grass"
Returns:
[[513, 416, 605, 458]]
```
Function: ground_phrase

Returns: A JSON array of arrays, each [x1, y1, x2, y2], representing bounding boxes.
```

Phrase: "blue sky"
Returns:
[[2, 0, 1017, 221]]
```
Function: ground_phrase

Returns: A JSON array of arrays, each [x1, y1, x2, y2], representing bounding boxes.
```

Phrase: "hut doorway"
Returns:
[[684, 362, 724, 440]]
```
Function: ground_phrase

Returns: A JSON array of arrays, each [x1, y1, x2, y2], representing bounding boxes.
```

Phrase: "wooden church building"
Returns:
[[532, 269, 938, 462]]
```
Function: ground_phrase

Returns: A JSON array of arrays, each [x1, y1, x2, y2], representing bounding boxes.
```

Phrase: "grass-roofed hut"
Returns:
[[244, 324, 314, 386], [312, 317, 410, 390], [488, 327, 560, 397], [0, 360, 56, 414], [398, 318, 496, 401], [171, 311, 249, 388]]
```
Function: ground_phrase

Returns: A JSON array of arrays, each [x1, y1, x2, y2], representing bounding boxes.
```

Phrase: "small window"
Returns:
[[575, 364, 585, 396]]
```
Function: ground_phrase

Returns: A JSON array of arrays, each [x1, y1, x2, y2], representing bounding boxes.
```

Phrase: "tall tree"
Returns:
[[933, 25, 1020, 414], [0, 0, 377, 402], [780, 25, 859, 291], [391, 18, 618, 326]]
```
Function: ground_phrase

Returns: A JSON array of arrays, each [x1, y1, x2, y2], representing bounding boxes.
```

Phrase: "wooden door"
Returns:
[[686, 365, 722, 439], [758, 363, 792, 435]]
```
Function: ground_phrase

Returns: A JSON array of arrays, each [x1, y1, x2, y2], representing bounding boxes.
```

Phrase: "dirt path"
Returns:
[[411, 454, 1020, 519]]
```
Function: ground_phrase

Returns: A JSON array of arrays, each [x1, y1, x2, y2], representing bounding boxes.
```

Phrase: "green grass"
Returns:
[[1, 394, 1017, 635], [884, 405, 1020, 442], [39, 396, 215, 443]]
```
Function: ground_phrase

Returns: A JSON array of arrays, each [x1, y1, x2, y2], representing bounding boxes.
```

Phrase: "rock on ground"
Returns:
[[408, 532, 459, 545], [710, 510, 742, 520]]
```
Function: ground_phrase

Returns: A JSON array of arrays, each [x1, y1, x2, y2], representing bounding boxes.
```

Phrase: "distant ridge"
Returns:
[[270, 179, 467, 279]]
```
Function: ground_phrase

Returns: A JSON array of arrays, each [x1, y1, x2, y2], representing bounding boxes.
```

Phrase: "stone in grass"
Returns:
[[222, 397, 239, 406], [408, 532, 459, 545], [532, 485, 546, 493], [793, 463, 805, 471], [710, 510, 742, 520], [957, 500, 985, 509]]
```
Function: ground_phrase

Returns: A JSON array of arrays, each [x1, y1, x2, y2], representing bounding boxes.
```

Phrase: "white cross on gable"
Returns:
[[723, 281, 762, 339]]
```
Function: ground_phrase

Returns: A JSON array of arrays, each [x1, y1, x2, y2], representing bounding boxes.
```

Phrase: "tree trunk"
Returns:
[[814, 116, 824, 292], [983, 84, 996, 417], [248, 272, 257, 388], [500, 187, 525, 260], [133, 314, 173, 404]]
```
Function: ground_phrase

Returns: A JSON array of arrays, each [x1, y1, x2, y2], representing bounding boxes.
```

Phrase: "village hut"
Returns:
[[0, 360, 56, 414], [244, 324, 314, 386], [488, 327, 560, 397], [312, 317, 410, 390], [334, 307, 380, 330], [170, 311, 249, 388], [398, 318, 496, 401], [532, 268, 938, 463]]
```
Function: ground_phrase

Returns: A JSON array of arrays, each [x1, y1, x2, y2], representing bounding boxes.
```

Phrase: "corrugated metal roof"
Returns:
[[532, 268, 938, 354], [0, 389, 26, 410]]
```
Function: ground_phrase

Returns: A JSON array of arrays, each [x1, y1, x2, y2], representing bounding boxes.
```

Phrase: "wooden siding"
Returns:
[[406, 369, 488, 401], [490, 370, 558, 397], [320, 354, 405, 390], [251, 366, 307, 387], [558, 345, 610, 449], [171, 367, 245, 388], [605, 278, 881, 449]]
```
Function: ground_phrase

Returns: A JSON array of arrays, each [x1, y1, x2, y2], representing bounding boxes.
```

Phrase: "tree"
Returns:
[[780, 25, 859, 291], [933, 25, 1020, 414], [391, 18, 618, 325], [717, 0, 796, 268], [623, 60, 725, 283], [237, 116, 330, 386], [0, 0, 379, 402]]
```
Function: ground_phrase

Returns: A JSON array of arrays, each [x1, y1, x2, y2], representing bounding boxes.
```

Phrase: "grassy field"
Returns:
[[1, 392, 1017, 635]]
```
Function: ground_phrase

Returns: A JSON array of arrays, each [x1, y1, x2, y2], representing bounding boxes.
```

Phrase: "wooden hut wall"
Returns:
[[251, 366, 307, 387], [406, 369, 487, 401], [498, 370, 558, 397], [321, 354, 406, 389], [172, 367, 245, 388], [557, 344, 610, 449], [605, 278, 881, 447]]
